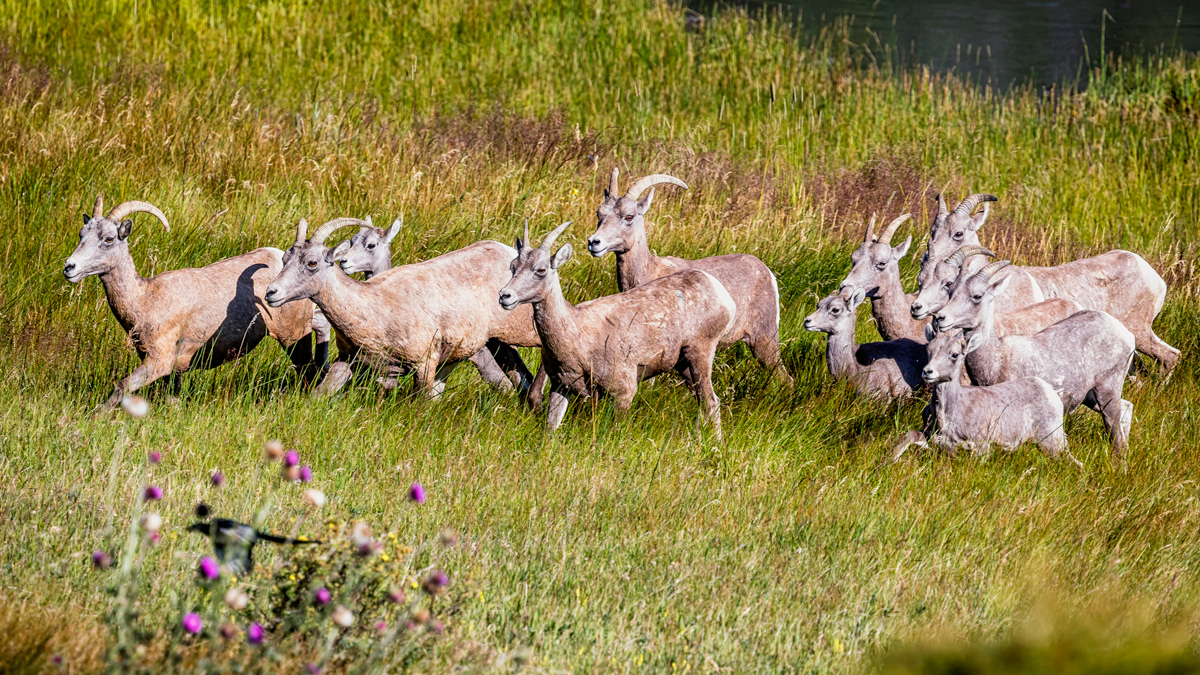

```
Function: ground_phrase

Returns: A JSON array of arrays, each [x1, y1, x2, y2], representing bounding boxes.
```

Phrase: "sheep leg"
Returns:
[[748, 332, 794, 388], [546, 387, 570, 432], [892, 430, 927, 462], [103, 349, 176, 409], [525, 365, 548, 412], [1085, 383, 1131, 457], [428, 361, 459, 399], [486, 339, 535, 394], [1137, 331, 1181, 375], [682, 345, 723, 439], [311, 307, 332, 372], [282, 332, 322, 386], [313, 361, 353, 397], [468, 348, 515, 392]]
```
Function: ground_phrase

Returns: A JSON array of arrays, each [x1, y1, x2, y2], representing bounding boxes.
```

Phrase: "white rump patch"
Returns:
[[768, 268, 781, 331], [700, 271, 738, 337]]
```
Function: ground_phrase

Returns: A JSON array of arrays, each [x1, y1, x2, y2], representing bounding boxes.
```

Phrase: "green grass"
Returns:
[[2, 0, 1200, 672]]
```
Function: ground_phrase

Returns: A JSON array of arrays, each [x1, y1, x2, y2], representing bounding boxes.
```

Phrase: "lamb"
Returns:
[[802, 291, 926, 399], [933, 261, 1137, 455], [585, 168, 792, 386], [837, 213, 928, 342], [499, 220, 735, 436], [264, 217, 539, 399], [63, 196, 320, 408], [925, 193, 1179, 371], [902, 326, 1068, 458]]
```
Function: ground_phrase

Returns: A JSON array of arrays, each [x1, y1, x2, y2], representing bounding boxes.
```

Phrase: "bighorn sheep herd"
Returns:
[[65, 176, 1180, 459]]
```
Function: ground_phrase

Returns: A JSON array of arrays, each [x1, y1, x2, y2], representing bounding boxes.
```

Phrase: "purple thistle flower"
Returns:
[[428, 619, 445, 634], [284, 450, 300, 467], [182, 612, 203, 634], [408, 482, 426, 504], [91, 550, 112, 570], [299, 465, 313, 483], [210, 471, 224, 488], [198, 556, 220, 580], [375, 620, 388, 634], [306, 665, 321, 675], [219, 623, 237, 640], [143, 485, 163, 502], [422, 570, 449, 595], [247, 622, 264, 645], [314, 587, 331, 605], [148, 451, 162, 464]]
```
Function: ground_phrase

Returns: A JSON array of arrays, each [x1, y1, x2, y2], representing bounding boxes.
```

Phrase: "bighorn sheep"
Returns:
[[64, 196, 321, 408], [802, 291, 926, 399], [838, 213, 928, 342], [911, 244, 1045, 322], [926, 193, 1179, 371], [499, 221, 735, 436], [903, 326, 1068, 457], [933, 261, 1136, 455], [264, 217, 539, 399], [585, 168, 792, 386]]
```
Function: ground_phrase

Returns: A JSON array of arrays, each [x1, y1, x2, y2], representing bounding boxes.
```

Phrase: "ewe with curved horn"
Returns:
[[586, 167, 793, 387], [64, 197, 320, 409], [499, 221, 736, 436], [264, 216, 542, 403], [838, 212, 925, 342]]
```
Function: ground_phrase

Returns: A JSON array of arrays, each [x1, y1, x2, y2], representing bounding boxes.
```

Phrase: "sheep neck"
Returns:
[[932, 366, 964, 429], [825, 325, 859, 381], [531, 278, 583, 364], [98, 250, 147, 330], [613, 228, 657, 292], [310, 269, 376, 342], [963, 306, 1003, 383], [869, 266, 918, 341]]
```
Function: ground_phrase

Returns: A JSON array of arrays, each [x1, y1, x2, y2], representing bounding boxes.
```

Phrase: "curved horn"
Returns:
[[877, 213, 912, 245], [539, 220, 573, 250], [974, 260, 1010, 282], [945, 245, 995, 267], [952, 193, 998, 216], [106, 201, 170, 232], [608, 167, 620, 196], [863, 213, 877, 242], [624, 174, 689, 200], [92, 195, 104, 219], [294, 218, 309, 246], [310, 217, 370, 245]]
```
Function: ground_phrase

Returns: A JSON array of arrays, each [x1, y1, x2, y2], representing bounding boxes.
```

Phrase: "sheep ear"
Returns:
[[330, 241, 352, 262], [969, 204, 990, 231], [551, 244, 573, 269], [990, 273, 1012, 297], [81, 213, 92, 224], [636, 187, 655, 215], [925, 323, 937, 342], [117, 219, 133, 240], [965, 331, 987, 354], [847, 287, 867, 310], [893, 236, 912, 260], [384, 218, 402, 243], [515, 237, 524, 253]]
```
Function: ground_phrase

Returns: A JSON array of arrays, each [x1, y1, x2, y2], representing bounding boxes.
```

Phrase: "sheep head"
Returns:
[[910, 245, 995, 320], [338, 217, 401, 276], [802, 290, 866, 335], [586, 167, 688, 257], [838, 213, 912, 300], [64, 195, 170, 282], [921, 328, 986, 384], [932, 260, 1012, 333], [265, 217, 369, 307], [498, 220, 573, 310], [924, 193, 996, 274]]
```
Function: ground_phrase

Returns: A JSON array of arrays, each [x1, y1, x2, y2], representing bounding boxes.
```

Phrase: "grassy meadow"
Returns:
[[2, 0, 1200, 672]]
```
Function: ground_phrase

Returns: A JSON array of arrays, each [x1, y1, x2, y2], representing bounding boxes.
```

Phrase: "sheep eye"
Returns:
[[951, 352, 960, 359], [307, 260, 318, 268], [103, 236, 114, 244], [875, 262, 886, 270], [972, 294, 983, 301], [953, 232, 963, 240], [367, 244, 376, 250], [830, 308, 839, 315], [624, 215, 634, 222], [535, 268, 547, 277], [943, 281, 952, 289]]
